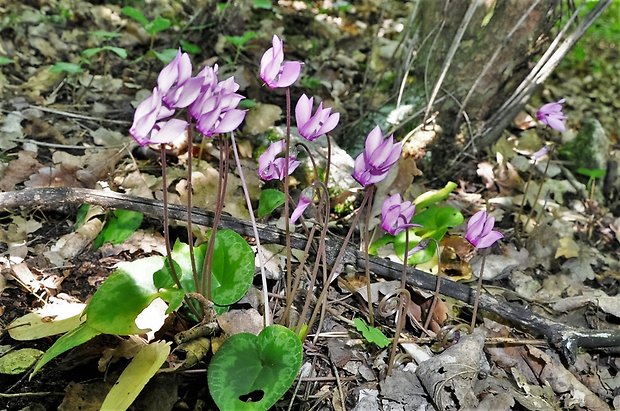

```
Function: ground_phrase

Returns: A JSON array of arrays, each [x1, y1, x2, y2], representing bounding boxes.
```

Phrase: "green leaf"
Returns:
[[74, 204, 90, 229], [0, 348, 43, 375], [252, 0, 273, 9], [49, 62, 83, 74], [208, 325, 302, 411], [576, 167, 605, 179], [257, 189, 285, 217], [82, 47, 103, 59], [85, 257, 163, 335], [180, 40, 201, 55], [414, 181, 457, 210], [224, 31, 257, 48], [145, 16, 171, 36], [393, 233, 437, 265], [121, 6, 149, 27], [0, 56, 14, 65], [353, 318, 390, 348], [90, 30, 121, 40], [210, 230, 255, 306], [93, 209, 143, 249], [32, 323, 101, 376], [168, 240, 207, 292], [153, 48, 179, 64], [100, 341, 170, 411], [411, 206, 464, 239], [102, 46, 128, 59], [8, 303, 86, 341], [239, 98, 257, 109]]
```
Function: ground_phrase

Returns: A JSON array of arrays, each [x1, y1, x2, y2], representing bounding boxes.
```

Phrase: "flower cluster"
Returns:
[[129, 50, 246, 146], [258, 140, 300, 181]]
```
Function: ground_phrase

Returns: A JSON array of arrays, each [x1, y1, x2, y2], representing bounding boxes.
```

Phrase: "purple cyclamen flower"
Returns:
[[380, 193, 417, 235], [147, 119, 189, 145], [157, 49, 203, 109], [465, 210, 503, 249], [536, 99, 566, 132], [260, 35, 302, 89], [191, 74, 246, 137], [290, 187, 313, 224], [295, 94, 340, 141], [352, 125, 402, 187], [258, 140, 300, 181], [129, 88, 175, 146]]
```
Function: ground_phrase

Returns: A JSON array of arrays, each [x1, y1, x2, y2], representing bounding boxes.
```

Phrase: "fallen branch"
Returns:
[[1, 187, 618, 363]]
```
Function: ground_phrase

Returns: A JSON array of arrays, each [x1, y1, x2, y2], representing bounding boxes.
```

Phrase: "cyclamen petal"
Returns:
[[295, 94, 313, 126], [536, 98, 567, 132], [290, 188, 313, 224], [352, 125, 401, 187], [465, 210, 503, 250], [259, 35, 302, 89], [149, 119, 188, 145]]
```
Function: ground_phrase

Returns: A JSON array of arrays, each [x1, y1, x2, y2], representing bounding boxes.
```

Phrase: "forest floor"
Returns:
[[1, 1, 620, 410]]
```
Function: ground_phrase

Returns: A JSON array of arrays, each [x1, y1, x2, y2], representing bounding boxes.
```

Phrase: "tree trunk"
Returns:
[[340, 0, 611, 179]]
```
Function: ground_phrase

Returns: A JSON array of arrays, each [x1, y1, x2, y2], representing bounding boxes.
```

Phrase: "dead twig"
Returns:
[[1, 187, 619, 364]]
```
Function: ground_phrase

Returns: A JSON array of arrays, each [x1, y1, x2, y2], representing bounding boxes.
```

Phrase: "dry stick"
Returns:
[[363, 185, 376, 326], [470, 253, 487, 331], [201, 138, 229, 299], [230, 131, 271, 326], [283, 87, 294, 326], [6, 188, 620, 363]]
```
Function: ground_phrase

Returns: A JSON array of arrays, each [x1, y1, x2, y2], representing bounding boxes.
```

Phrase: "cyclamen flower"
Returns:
[[129, 88, 175, 146], [147, 119, 189, 145], [465, 210, 503, 249], [260, 35, 302, 89], [290, 187, 313, 224], [157, 49, 203, 109], [191, 74, 246, 137], [258, 140, 300, 181], [536, 99, 566, 132], [380, 193, 417, 235], [352, 126, 402, 187], [295, 94, 340, 141]]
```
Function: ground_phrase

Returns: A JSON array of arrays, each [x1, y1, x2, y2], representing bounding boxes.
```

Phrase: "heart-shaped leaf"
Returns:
[[257, 189, 285, 218], [208, 325, 302, 411], [86, 257, 163, 335], [210, 229, 254, 306], [93, 209, 143, 249]]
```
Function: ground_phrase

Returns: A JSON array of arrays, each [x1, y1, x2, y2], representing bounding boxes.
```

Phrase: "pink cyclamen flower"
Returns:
[[157, 49, 203, 109], [290, 187, 313, 224], [260, 35, 302, 89], [258, 140, 300, 181], [295, 94, 340, 141], [380, 193, 417, 235], [129, 88, 175, 146], [465, 210, 503, 249], [191, 75, 246, 137], [352, 125, 402, 187], [536, 99, 566, 132]]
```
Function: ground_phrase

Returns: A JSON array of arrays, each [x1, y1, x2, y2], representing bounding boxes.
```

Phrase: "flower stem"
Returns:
[[283, 86, 294, 325], [470, 253, 487, 331], [160, 145, 182, 290], [186, 117, 199, 293], [363, 185, 376, 326], [387, 230, 410, 376], [423, 239, 442, 331], [230, 131, 272, 326]]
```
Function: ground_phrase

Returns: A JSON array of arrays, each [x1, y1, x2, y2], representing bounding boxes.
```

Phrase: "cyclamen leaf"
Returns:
[[353, 318, 390, 348], [145, 16, 171, 36], [257, 189, 285, 217], [49, 62, 83, 74], [93, 209, 143, 249]]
